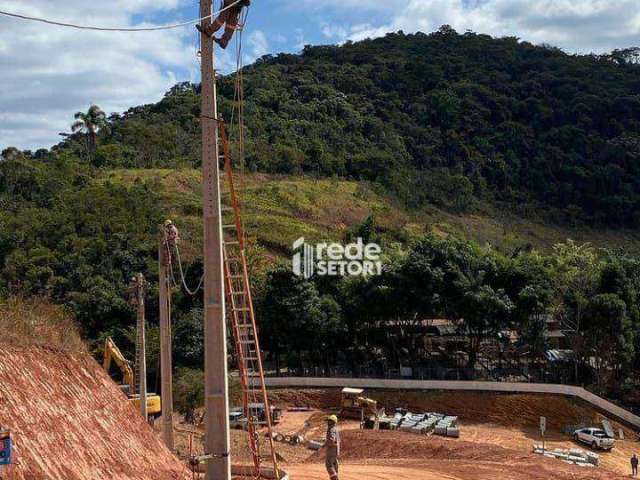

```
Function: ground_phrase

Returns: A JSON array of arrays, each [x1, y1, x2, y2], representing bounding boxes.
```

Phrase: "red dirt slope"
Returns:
[[305, 430, 623, 479], [0, 346, 185, 480]]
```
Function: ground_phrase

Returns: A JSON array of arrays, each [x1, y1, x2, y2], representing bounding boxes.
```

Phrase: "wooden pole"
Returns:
[[136, 273, 148, 421], [199, 1, 231, 478], [159, 242, 175, 450]]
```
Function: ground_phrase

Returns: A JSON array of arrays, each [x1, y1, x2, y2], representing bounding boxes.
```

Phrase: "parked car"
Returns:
[[573, 428, 615, 450], [228, 404, 283, 430], [229, 409, 247, 430]]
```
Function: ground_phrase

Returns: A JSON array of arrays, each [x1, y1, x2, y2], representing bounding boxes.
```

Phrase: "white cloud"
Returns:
[[294, 28, 307, 50], [344, 0, 640, 54], [3, 0, 639, 150], [0, 0, 196, 150], [248, 30, 269, 59], [321, 24, 348, 41]]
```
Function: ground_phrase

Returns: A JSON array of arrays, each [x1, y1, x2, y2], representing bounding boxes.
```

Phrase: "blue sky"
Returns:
[[1, 0, 639, 150]]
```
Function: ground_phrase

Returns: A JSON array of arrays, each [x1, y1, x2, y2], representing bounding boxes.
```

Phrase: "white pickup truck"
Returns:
[[573, 428, 615, 450]]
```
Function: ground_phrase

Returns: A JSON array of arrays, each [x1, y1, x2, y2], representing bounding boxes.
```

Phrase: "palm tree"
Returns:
[[71, 105, 110, 153]]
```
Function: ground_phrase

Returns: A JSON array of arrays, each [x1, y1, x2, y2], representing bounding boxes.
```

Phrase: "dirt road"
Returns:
[[287, 457, 625, 480], [177, 389, 637, 480], [287, 463, 459, 480], [265, 389, 636, 479]]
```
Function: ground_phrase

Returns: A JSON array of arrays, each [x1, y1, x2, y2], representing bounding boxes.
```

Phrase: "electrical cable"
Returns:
[[173, 243, 205, 295], [0, 0, 243, 32]]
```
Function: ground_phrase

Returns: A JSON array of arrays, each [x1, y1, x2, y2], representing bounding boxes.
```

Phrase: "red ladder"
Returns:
[[218, 119, 280, 479]]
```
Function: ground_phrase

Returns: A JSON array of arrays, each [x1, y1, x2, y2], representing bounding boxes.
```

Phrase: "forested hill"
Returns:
[[45, 27, 640, 228], [3, 30, 640, 402]]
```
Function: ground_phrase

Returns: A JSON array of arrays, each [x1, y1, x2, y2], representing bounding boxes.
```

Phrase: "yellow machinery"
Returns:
[[103, 337, 162, 419], [340, 387, 378, 420]]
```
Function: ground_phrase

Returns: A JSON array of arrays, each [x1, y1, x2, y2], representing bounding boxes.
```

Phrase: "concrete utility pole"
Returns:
[[199, 1, 231, 479], [135, 273, 148, 421], [158, 241, 175, 450]]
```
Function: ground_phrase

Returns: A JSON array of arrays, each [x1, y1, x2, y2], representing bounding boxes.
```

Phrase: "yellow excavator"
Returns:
[[102, 337, 162, 419], [340, 387, 379, 420]]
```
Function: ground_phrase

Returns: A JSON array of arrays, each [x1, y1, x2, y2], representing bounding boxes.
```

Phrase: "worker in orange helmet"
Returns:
[[325, 415, 340, 480], [196, 0, 251, 49]]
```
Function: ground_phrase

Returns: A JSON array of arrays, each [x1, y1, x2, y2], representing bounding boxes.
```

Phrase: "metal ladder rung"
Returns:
[[218, 121, 277, 477]]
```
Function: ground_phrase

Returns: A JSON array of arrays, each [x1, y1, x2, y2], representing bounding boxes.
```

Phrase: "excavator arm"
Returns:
[[103, 337, 135, 393]]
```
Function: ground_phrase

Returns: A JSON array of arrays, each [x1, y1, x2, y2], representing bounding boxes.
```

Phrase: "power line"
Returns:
[[0, 0, 243, 32]]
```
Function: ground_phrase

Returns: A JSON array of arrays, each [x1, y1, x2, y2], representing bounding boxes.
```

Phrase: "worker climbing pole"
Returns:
[[196, 0, 250, 49], [197, 1, 281, 478]]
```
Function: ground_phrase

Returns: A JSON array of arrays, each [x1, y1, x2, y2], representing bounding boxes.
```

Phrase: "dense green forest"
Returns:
[[1, 28, 640, 405], [25, 27, 640, 227]]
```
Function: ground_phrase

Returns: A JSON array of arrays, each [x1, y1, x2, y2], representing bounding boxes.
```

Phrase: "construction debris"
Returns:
[[533, 444, 599, 467]]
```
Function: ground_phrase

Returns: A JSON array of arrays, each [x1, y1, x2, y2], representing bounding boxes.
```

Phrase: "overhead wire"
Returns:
[[228, 5, 249, 231], [0, 0, 243, 32], [173, 243, 205, 295], [161, 4, 250, 298]]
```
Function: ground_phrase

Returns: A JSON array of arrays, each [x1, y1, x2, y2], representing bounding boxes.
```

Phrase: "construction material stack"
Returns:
[[384, 410, 460, 438]]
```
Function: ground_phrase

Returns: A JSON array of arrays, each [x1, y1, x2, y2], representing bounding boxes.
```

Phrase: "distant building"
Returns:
[[540, 314, 571, 350]]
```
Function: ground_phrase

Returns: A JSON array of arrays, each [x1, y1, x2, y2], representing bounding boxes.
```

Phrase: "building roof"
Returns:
[[545, 349, 574, 362], [545, 330, 566, 339], [342, 387, 364, 395]]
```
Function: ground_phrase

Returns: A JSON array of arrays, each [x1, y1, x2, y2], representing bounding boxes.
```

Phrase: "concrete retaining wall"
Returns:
[[264, 377, 640, 430]]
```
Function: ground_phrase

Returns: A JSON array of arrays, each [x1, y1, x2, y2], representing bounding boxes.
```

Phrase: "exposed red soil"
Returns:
[[300, 430, 625, 479], [267, 388, 635, 479], [324, 430, 527, 462], [0, 346, 186, 480], [268, 388, 341, 410], [268, 388, 624, 431]]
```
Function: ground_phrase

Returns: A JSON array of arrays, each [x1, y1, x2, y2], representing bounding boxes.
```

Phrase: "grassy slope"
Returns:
[[0, 297, 85, 351], [102, 169, 640, 258]]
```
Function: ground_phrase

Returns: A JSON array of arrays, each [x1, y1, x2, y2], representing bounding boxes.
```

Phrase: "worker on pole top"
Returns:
[[196, 0, 251, 49], [128, 276, 139, 306], [164, 219, 179, 247], [325, 415, 340, 480]]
